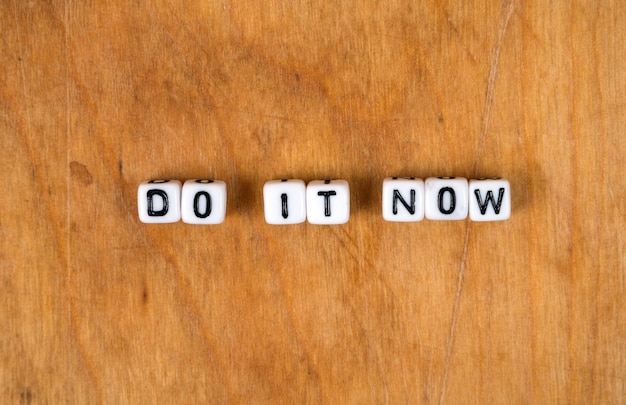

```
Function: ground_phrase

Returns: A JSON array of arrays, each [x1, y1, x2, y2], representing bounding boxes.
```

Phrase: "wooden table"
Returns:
[[2, 1, 624, 403]]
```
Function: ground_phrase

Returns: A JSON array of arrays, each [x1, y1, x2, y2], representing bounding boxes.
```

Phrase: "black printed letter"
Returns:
[[438, 187, 456, 214], [193, 191, 212, 218], [318, 191, 337, 217], [392, 189, 415, 215], [474, 188, 505, 215], [281, 193, 288, 218], [147, 189, 169, 216]]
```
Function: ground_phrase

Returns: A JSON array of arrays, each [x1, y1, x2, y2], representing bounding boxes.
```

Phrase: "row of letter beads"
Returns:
[[263, 179, 350, 224], [137, 177, 510, 224], [382, 177, 510, 222]]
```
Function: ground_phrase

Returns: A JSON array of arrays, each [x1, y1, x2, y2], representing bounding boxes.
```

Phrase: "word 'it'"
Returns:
[[137, 177, 511, 225]]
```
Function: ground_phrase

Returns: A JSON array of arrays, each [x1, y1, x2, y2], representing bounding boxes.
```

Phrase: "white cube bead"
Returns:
[[424, 177, 469, 220], [469, 178, 511, 221], [306, 180, 350, 224], [181, 179, 227, 224], [263, 179, 306, 224], [137, 180, 182, 223], [382, 177, 425, 222]]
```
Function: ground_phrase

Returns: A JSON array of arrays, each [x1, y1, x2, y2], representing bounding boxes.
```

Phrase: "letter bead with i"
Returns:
[[263, 179, 307, 224]]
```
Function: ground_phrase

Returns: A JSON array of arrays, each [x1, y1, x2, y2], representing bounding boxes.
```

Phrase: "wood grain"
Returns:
[[1, 0, 625, 403]]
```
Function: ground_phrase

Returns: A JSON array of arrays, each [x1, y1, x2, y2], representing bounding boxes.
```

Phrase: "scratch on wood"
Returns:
[[608, 188, 624, 218], [12, 0, 34, 161], [12, 0, 28, 105], [473, 0, 516, 175], [440, 2, 516, 404], [65, 0, 81, 399], [161, 251, 239, 402], [439, 224, 472, 405]]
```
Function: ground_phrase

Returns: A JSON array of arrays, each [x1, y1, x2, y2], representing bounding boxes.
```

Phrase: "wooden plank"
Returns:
[[1, 0, 624, 403]]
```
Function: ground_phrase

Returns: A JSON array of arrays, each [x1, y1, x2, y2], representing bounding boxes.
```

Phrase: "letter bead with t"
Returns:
[[306, 179, 350, 224]]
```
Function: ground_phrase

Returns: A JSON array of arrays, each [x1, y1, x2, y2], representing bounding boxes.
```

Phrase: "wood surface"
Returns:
[[1, 0, 625, 403]]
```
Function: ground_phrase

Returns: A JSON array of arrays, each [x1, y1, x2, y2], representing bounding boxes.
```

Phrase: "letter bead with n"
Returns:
[[306, 179, 350, 225], [382, 177, 425, 222]]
